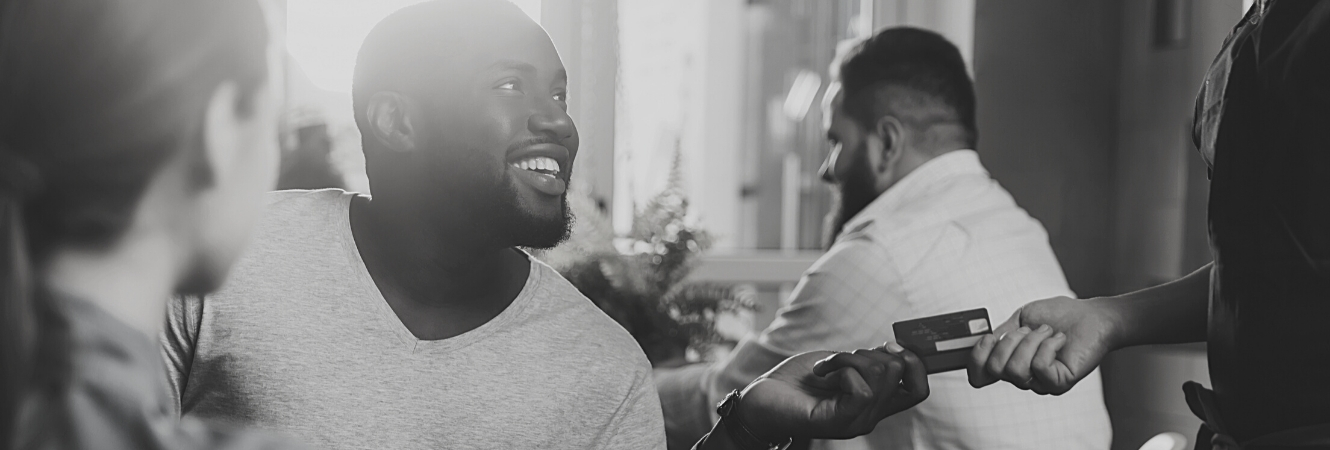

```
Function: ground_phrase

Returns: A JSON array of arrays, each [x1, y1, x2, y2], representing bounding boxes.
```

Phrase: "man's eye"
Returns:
[[496, 80, 521, 91], [553, 91, 567, 102]]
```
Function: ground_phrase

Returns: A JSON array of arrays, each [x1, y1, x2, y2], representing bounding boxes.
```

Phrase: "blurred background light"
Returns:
[[782, 69, 823, 122], [286, 0, 542, 93]]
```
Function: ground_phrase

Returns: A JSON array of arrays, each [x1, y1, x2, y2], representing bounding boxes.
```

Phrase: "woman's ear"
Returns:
[[201, 81, 244, 185], [365, 91, 420, 153]]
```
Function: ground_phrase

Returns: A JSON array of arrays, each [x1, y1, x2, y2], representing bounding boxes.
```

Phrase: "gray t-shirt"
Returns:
[[160, 189, 666, 449]]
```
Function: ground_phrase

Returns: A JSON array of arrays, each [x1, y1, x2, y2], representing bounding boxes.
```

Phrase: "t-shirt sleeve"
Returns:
[[757, 236, 911, 355], [160, 294, 205, 416], [594, 366, 667, 449]]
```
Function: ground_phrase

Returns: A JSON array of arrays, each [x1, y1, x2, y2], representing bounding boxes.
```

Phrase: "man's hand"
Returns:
[[967, 296, 1121, 395], [734, 344, 929, 442]]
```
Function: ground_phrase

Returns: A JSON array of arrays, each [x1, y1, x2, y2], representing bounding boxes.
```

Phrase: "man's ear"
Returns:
[[201, 81, 244, 185], [365, 91, 420, 153], [872, 115, 906, 173]]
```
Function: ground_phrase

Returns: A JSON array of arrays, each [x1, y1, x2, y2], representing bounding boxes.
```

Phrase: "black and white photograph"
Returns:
[[2, 0, 1327, 449]]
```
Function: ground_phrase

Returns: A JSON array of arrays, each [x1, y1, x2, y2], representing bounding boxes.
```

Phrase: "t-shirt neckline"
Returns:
[[335, 193, 540, 354]]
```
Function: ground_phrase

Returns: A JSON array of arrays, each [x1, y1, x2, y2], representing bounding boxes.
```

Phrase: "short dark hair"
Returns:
[[351, 0, 528, 132], [834, 27, 977, 147]]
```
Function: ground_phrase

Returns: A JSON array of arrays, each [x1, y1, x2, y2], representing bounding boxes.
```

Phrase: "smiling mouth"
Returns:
[[510, 156, 562, 180]]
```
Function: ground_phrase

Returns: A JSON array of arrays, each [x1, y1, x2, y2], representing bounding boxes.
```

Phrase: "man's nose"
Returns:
[[529, 103, 576, 143]]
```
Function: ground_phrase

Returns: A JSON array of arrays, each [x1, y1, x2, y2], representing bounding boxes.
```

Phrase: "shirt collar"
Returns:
[[841, 149, 986, 232]]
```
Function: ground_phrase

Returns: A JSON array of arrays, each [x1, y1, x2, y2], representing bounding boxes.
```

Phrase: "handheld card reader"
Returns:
[[892, 308, 992, 374]]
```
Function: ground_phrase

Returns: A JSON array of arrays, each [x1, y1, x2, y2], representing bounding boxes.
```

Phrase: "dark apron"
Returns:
[[1186, 382, 1330, 449]]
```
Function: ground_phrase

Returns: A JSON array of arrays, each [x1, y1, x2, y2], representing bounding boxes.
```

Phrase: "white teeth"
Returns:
[[512, 156, 560, 175]]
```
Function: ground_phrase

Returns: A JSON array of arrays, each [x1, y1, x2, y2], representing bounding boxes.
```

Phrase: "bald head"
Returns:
[[350, 0, 577, 250]]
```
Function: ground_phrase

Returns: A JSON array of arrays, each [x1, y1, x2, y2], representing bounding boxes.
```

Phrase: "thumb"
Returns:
[[993, 308, 1023, 338]]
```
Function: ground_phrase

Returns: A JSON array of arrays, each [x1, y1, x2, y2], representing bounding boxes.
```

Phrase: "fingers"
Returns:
[[990, 310, 1023, 342], [813, 352, 886, 391], [832, 363, 874, 411], [815, 349, 905, 399], [853, 347, 906, 386], [984, 326, 1031, 382], [969, 309, 1022, 388], [827, 346, 911, 437], [968, 334, 1000, 388], [884, 343, 929, 402], [1030, 332, 1068, 395], [1003, 324, 1054, 389], [837, 345, 928, 436]]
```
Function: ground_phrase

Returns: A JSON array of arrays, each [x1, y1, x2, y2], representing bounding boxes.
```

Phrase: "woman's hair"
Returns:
[[0, 0, 270, 444]]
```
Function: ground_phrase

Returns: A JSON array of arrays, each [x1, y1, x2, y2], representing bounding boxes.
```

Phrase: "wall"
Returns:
[[1101, 2, 1241, 449], [975, 1, 1244, 449], [543, 0, 617, 218], [973, 0, 1122, 299], [873, 0, 975, 74]]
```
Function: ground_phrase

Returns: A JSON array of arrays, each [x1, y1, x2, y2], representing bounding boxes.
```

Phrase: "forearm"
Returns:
[[657, 340, 790, 447], [691, 422, 739, 450], [1097, 262, 1211, 348]]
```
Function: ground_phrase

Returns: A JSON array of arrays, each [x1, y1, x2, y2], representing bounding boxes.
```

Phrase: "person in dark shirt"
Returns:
[[968, 1, 1330, 448]]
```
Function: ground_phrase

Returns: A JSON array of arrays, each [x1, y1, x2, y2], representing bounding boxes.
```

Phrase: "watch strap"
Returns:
[[716, 390, 793, 450]]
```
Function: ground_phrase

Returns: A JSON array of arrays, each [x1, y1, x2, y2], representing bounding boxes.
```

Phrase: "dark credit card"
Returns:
[[892, 308, 991, 374]]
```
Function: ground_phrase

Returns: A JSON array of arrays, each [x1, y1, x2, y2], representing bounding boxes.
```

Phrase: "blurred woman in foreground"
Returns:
[[0, 0, 291, 447]]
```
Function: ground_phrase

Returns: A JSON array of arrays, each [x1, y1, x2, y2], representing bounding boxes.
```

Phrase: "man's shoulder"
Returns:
[[855, 174, 1043, 251], [247, 189, 355, 246], [827, 218, 957, 282], [209, 189, 359, 302], [263, 188, 355, 216], [523, 258, 652, 370]]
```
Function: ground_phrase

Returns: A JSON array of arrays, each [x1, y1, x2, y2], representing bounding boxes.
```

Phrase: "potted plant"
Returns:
[[538, 166, 754, 367]]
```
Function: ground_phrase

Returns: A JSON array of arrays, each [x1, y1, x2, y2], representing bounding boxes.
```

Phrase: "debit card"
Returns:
[[892, 308, 991, 374]]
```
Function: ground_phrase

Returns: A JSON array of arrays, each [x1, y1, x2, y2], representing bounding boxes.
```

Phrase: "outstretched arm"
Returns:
[[968, 263, 1211, 395]]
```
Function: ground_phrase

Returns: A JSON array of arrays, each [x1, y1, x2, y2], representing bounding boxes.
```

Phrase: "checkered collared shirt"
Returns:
[[691, 150, 1113, 450]]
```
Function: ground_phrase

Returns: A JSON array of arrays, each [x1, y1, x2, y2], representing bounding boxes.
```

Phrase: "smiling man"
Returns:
[[158, 1, 665, 448]]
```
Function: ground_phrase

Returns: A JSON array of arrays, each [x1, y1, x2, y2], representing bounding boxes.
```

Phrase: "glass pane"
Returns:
[[739, 0, 869, 251]]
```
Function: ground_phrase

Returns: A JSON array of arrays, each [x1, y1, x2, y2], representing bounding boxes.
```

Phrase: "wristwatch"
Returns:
[[715, 390, 793, 450]]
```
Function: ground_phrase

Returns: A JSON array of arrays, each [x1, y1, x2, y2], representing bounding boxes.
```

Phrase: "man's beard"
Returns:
[[490, 172, 574, 249], [822, 145, 877, 249], [459, 167, 574, 250]]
